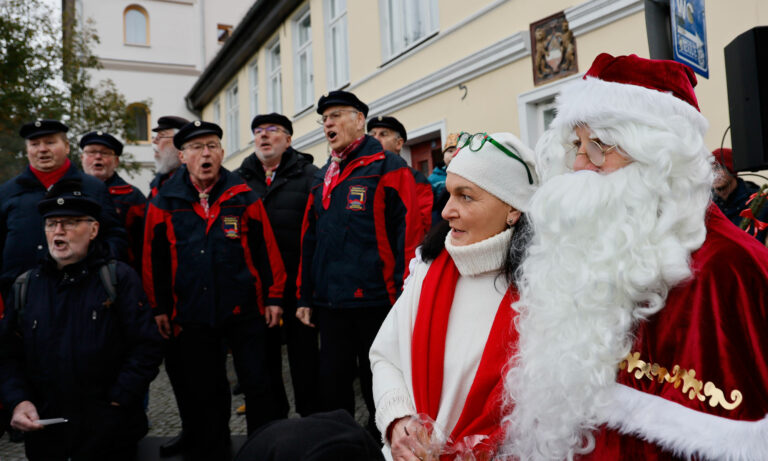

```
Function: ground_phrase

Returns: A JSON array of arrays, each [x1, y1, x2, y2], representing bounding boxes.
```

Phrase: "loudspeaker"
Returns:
[[724, 26, 768, 172]]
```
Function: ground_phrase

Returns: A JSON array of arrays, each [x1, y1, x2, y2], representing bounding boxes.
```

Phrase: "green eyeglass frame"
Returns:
[[457, 132, 534, 185]]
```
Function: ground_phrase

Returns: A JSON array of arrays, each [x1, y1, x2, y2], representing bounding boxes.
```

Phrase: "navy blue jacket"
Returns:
[[0, 245, 163, 415], [143, 166, 286, 327], [714, 178, 768, 242], [0, 163, 129, 294], [105, 173, 146, 271], [298, 135, 420, 309], [237, 148, 318, 310], [148, 170, 177, 200]]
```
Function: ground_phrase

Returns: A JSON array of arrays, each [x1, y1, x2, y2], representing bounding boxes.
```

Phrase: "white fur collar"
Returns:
[[445, 227, 511, 276]]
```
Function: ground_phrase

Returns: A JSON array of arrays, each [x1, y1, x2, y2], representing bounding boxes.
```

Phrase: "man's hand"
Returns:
[[389, 416, 433, 461], [296, 306, 314, 327], [264, 305, 283, 328], [11, 401, 43, 432], [154, 314, 171, 339]]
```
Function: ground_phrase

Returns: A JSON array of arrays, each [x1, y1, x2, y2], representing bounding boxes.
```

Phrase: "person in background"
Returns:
[[297, 91, 421, 440], [149, 116, 189, 199], [0, 119, 127, 296], [711, 147, 768, 242], [368, 116, 433, 235], [236, 112, 320, 418], [81, 131, 146, 270], [428, 133, 460, 229], [0, 182, 162, 461]]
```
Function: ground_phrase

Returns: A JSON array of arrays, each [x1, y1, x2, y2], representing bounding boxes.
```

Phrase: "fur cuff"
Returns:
[[601, 383, 768, 460]]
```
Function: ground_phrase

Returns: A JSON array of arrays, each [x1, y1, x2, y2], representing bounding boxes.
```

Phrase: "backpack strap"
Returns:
[[98, 260, 118, 306], [12, 269, 33, 324]]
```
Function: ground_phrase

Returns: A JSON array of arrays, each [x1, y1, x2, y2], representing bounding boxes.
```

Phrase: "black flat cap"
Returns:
[[19, 119, 69, 139], [316, 91, 369, 117], [79, 131, 124, 155], [251, 113, 293, 135], [153, 116, 190, 132], [173, 121, 223, 150], [38, 179, 101, 220], [367, 116, 407, 142]]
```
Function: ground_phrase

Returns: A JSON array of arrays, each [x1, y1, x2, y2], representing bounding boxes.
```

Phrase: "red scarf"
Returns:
[[411, 249, 518, 459], [321, 136, 364, 209], [30, 158, 71, 189]]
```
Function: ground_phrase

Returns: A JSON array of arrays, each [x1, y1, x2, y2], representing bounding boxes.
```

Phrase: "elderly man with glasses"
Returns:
[[149, 116, 189, 200], [236, 113, 320, 419], [296, 90, 421, 440], [143, 120, 287, 460], [81, 131, 146, 272], [0, 181, 162, 461]]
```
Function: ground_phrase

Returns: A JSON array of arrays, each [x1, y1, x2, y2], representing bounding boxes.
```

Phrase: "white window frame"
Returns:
[[324, 0, 349, 89], [378, 0, 438, 61], [213, 98, 221, 125], [248, 59, 259, 119], [225, 82, 240, 153], [266, 39, 283, 113], [293, 8, 314, 113], [516, 73, 583, 147]]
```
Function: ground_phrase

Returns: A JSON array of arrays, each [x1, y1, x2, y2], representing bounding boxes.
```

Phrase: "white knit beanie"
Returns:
[[447, 132, 538, 212]]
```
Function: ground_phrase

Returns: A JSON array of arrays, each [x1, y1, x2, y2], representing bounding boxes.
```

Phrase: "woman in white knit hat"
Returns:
[[369, 132, 537, 461]]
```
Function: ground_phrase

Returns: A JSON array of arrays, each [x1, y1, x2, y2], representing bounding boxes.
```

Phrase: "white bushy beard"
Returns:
[[154, 145, 181, 175], [498, 162, 705, 460]]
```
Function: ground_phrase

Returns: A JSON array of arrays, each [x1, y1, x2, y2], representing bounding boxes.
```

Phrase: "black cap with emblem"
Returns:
[[37, 179, 102, 220], [251, 113, 293, 134], [316, 90, 369, 117], [79, 131, 124, 155], [366, 116, 407, 142], [19, 119, 69, 139], [173, 120, 223, 150], [153, 116, 190, 132]]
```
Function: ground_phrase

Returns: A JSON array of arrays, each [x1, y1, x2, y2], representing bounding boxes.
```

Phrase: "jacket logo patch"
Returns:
[[222, 216, 240, 239], [354, 288, 364, 298], [346, 186, 368, 211]]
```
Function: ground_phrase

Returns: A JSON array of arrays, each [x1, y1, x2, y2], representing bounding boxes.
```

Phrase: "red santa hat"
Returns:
[[551, 53, 708, 138], [712, 147, 735, 174]]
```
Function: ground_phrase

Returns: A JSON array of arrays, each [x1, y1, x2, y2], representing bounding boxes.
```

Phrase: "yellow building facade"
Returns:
[[184, 0, 768, 174]]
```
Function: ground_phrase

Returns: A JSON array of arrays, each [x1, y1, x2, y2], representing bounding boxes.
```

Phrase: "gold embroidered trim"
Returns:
[[619, 352, 742, 411]]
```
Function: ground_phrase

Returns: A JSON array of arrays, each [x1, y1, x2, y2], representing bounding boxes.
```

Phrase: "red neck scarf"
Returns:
[[30, 158, 71, 189], [321, 136, 364, 209], [411, 249, 518, 458]]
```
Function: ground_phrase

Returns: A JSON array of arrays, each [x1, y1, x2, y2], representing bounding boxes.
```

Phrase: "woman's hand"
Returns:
[[389, 416, 436, 461]]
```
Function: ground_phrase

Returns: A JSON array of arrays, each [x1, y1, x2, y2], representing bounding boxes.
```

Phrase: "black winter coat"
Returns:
[[0, 164, 129, 294], [0, 245, 163, 416], [237, 147, 318, 309]]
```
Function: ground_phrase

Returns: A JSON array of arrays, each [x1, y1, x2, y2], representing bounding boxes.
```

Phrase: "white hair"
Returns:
[[498, 114, 713, 460]]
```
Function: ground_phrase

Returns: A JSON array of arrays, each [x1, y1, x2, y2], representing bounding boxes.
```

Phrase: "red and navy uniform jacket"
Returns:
[[105, 173, 146, 271], [148, 170, 176, 200], [411, 168, 433, 237], [143, 166, 286, 327], [298, 135, 421, 309], [0, 163, 128, 296]]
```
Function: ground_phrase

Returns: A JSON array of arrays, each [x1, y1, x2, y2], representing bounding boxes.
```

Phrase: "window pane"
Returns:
[[127, 105, 148, 140], [299, 16, 311, 45], [125, 10, 146, 45]]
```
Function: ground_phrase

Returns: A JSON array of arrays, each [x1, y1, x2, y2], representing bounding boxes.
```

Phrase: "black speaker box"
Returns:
[[724, 26, 768, 172]]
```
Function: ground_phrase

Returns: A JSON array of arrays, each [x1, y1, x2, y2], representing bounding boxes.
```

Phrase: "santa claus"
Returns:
[[500, 53, 768, 460]]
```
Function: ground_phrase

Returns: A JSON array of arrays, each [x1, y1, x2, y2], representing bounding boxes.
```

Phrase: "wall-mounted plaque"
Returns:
[[530, 11, 578, 86]]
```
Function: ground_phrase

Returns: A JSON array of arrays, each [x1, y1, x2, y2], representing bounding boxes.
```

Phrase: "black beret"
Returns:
[[316, 90, 369, 117], [173, 121, 223, 150], [367, 116, 407, 142], [153, 116, 190, 132], [38, 180, 101, 220], [79, 131, 124, 156], [19, 119, 69, 139], [251, 113, 293, 135]]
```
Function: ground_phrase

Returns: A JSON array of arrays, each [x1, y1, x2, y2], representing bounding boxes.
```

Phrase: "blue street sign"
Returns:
[[670, 0, 709, 78]]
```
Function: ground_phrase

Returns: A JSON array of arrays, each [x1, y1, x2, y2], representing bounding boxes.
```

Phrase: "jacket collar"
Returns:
[[160, 165, 247, 203]]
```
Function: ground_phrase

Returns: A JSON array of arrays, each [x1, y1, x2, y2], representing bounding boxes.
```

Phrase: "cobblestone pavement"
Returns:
[[0, 346, 368, 460]]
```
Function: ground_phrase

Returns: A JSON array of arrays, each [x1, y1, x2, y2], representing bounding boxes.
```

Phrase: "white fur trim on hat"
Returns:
[[447, 132, 538, 212], [551, 77, 709, 137]]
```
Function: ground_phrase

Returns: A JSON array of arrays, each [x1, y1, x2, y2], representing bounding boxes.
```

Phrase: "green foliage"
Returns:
[[0, 0, 148, 183]]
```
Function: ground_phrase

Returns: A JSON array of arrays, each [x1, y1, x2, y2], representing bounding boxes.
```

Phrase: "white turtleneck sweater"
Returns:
[[370, 228, 513, 456]]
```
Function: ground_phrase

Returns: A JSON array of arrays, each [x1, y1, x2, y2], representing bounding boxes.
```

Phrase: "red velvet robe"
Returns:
[[585, 205, 768, 460]]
